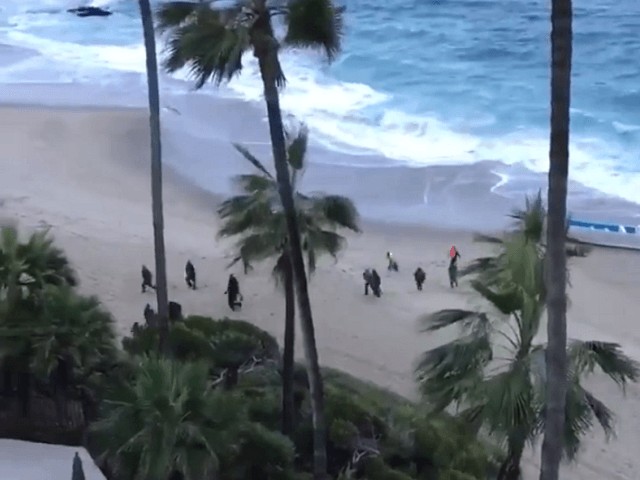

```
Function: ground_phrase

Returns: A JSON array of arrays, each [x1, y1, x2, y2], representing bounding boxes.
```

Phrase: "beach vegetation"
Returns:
[[156, 1, 347, 474], [113, 315, 495, 479], [217, 123, 359, 434], [0, 226, 118, 416], [0, 229, 496, 480], [414, 200, 640, 480]]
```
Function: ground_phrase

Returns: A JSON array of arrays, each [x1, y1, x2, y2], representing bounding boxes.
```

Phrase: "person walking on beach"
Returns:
[[414, 267, 426, 291], [224, 274, 242, 311], [185, 260, 196, 289], [363, 268, 382, 297], [449, 247, 461, 288], [387, 251, 399, 271], [141, 265, 155, 293]]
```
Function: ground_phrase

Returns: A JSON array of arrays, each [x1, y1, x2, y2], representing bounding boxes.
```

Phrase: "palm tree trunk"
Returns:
[[257, 51, 328, 479], [539, 0, 572, 479], [282, 250, 296, 436], [138, 0, 170, 353]]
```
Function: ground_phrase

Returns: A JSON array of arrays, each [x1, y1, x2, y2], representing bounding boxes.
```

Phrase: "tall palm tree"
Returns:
[[91, 356, 247, 480], [415, 228, 638, 480], [217, 125, 360, 435], [138, 0, 170, 353], [539, 0, 573, 477], [156, 3, 345, 476]]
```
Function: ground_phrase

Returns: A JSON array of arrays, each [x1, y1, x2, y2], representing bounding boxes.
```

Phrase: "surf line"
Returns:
[[569, 219, 639, 235]]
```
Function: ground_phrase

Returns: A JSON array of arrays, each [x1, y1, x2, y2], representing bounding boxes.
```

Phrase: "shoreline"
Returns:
[[0, 78, 639, 233], [1, 99, 638, 248], [2, 104, 640, 480]]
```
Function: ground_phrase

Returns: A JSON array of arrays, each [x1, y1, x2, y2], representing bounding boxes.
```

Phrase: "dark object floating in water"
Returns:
[[68, 7, 112, 17]]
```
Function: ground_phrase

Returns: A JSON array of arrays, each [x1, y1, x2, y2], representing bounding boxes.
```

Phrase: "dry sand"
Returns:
[[1, 105, 640, 480]]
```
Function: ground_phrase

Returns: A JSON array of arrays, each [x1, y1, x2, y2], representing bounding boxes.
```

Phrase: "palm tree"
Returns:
[[156, 3, 345, 475], [0, 225, 79, 417], [217, 125, 360, 435], [539, 0, 573, 477], [460, 191, 589, 284], [137, 0, 170, 353], [0, 225, 77, 308], [415, 229, 639, 480], [30, 286, 118, 423], [91, 356, 247, 480]]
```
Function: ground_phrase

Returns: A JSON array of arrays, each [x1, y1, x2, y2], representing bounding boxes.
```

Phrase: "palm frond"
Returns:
[[159, 4, 249, 87], [233, 144, 274, 179], [155, 1, 199, 33], [305, 229, 345, 259], [568, 340, 640, 390], [473, 233, 504, 245], [474, 361, 540, 445], [507, 190, 545, 243], [284, 0, 345, 61], [310, 194, 361, 232], [286, 124, 308, 170], [471, 281, 522, 315], [458, 257, 498, 278], [217, 195, 276, 238], [415, 332, 492, 411], [541, 382, 615, 461], [417, 309, 487, 333], [236, 231, 286, 265], [232, 174, 276, 195]]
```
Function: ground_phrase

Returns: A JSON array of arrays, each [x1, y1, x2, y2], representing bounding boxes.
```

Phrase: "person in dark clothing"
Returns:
[[414, 267, 426, 291], [449, 247, 461, 288], [225, 274, 243, 311], [141, 265, 155, 293], [363, 269, 382, 297], [185, 260, 196, 289], [143, 303, 155, 326]]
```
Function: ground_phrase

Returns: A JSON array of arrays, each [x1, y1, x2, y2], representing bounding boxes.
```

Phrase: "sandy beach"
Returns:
[[1, 105, 640, 480]]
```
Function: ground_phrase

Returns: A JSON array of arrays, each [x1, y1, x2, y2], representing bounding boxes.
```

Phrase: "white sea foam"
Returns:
[[0, 3, 639, 209]]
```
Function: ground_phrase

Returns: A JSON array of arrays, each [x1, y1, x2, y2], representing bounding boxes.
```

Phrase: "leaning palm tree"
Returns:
[[218, 124, 360, 435], [156, 3, 345, 475], [415, 231, 639, 480], [138, 0, 170, 353], [540, 0, 574, 477], [91, 356, 247, 480]]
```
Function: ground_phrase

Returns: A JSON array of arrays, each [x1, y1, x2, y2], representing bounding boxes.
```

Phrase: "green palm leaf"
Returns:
[[568, 340, 640, 390], [91, 356, 245, 480], [415, 332, 492, 412], [232, 144, 275, 179], [286, 124, 308, 170], [284, 0, 345, 61], [158, 3, 249, 87], [417, 309, 488, 333]]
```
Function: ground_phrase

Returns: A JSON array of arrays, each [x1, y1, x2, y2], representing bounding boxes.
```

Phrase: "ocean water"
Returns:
[[1, 0, 640, 220]]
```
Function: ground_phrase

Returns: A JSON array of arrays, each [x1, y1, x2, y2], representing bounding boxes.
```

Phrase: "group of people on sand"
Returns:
[[362, 248, 461, 298], [140, 261, 244, 319], [139, 247, 462, 321]]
